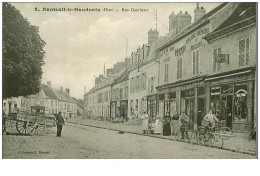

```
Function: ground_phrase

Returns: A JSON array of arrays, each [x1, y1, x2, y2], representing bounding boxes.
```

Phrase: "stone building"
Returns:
[[128, 29, 169, 120], [83, 60, 130, 120], [21, 81, 77, 119], [156, 2, 256, 132], [111, 69, 129, 122]]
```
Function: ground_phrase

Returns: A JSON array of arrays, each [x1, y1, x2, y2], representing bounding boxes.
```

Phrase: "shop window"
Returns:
[[234, 83, 248, 121], [210, 86, 221, 119], [177, 58, 182, 79], [14, 104, 18, 111], [239, 37, 250, 67], [192, 50, 199, 76], [164, 63, 169, 82], [213, 47, 221, 72], [120, 88, 123, 100]]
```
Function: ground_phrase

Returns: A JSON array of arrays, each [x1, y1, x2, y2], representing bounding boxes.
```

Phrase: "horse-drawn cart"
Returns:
[[4, 106, 56, 135]]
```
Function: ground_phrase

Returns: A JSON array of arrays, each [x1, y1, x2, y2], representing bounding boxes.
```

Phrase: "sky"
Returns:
[[12, 2, 221, 99]]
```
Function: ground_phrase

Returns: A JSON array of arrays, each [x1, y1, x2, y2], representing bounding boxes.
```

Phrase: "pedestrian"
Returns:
[[178, 111, 189, 139], [203, 109, 219, 131], [56, 111, 65, 137], [163, 112, 171, 136], [154, 115, 162, 134], [171, 111, 179, 135], [142, 111, 149, 134]]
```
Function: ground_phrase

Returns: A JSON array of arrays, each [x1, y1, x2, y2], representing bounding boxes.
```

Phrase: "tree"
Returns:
[[2, 3, 46, 99]]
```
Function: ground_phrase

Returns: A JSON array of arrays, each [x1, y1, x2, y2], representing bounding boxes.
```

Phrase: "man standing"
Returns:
[[56, 112, 65, 137], [203, 109, 219, 131], [179, 111, 189, 139]]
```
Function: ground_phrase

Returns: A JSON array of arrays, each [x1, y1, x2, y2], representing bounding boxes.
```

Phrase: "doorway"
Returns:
[[221, 95, 233, 128], [185, 98, 195, 130], [198, 97, 206, 127]]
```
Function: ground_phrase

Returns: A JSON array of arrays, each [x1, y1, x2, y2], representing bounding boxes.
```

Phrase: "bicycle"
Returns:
[[215, 121, 233, 137], [190, 125, 223, 148]]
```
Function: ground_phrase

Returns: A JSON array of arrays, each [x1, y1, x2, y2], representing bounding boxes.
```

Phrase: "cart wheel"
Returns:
[[16, 121, 27, 135], [27, 118, 46, 135]]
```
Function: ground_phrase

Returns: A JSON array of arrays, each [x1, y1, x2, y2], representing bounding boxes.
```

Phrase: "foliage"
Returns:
[[2, 3, 46, 99]]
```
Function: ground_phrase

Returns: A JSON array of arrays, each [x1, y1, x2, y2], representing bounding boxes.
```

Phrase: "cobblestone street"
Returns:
[[2, 121, 256, 159]]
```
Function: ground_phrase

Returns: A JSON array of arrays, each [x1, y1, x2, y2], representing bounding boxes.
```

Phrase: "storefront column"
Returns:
[[194, 88, 198, 130], [205, 85, 210, 113], [247, 80, 254, 127], [176, 90, 181, 115]]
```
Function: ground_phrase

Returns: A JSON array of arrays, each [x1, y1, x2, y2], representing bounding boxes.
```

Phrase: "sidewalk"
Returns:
[[67, 118, 257, 155]]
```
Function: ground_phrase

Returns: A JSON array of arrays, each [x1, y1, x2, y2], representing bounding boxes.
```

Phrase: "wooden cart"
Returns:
[[4, 106, 55, 135]]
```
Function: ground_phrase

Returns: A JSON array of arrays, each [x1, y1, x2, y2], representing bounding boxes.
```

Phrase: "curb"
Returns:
[[67, 121, 256, 156]]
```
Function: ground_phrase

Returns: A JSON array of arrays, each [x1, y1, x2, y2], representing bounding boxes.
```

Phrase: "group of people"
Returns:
[[141, 109, 220, 140]]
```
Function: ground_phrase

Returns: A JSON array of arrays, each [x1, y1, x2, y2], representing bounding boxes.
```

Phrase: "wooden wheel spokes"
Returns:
[[16, 121, 27, 135], [27, 118, 46, 135]]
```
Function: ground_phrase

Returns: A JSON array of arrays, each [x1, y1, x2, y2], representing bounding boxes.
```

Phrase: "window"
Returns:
[[136, 76, 140, 91], [213, 47, 221, 72], [51, 100, 53, 106], [193, 50, 199, 75], [177, 58, 182, 79], [55, 101, 57, 106], [239, 37, 250, 66], [125, 86, 128, 99], [164, 63, 169, 82], [120, 88, 123, 100]]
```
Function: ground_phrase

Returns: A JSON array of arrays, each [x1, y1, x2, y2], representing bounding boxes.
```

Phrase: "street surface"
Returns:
[[2, 123, 256, 159]]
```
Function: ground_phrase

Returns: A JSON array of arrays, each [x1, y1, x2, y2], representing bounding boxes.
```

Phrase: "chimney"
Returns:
[[169, 11, 177, 32], [176, 11, 191, 33], [194, 3, 206, 22], [65, 88, 70, 94], [60, 87, 63, 92], [47, 81, 51, 87], [148, 29, 159, 44]]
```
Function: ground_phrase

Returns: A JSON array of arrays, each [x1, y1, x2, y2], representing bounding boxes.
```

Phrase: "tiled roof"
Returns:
[[41, 84, 58, 100], [203, 3, 256, 42], [112, 69, 129, 85], [51, 88, 77, 104]]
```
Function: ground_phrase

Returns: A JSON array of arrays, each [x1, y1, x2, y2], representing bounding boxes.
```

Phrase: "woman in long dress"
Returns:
[[154, 115, 162, 134], [142, 112, 149, 134]]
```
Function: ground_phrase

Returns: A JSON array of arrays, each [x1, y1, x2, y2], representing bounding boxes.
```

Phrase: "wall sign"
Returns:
[[215, 54, 229, 63], [191, 41, 203, 50], [186, 28, 210, 44]]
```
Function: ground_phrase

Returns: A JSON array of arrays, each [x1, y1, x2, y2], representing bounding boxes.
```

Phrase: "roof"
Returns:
[[51, 88, 77, 104], [41, 84, 58, 99], [203, 2, 256, 42], [159, 2, 229, 51], [112, 69, 129, 86]]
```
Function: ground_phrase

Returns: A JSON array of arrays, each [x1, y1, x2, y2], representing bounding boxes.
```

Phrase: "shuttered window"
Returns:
[[239, 37, 250, 67], [177, 58, 182, 79], [192, 50, 199, 75], [213, 47, 221, 72]]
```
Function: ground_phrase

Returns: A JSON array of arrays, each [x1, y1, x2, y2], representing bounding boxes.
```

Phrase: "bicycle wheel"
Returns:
[[189, 131, 198, 144], [219, 127, 233, 136], [209, 134, 223, 148]]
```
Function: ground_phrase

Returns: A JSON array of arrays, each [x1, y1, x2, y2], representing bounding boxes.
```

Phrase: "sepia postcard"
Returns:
[[2, 1, 257, 159]]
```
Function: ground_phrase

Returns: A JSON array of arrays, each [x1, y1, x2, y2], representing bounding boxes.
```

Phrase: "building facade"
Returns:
[[156, 2, 256, 132]]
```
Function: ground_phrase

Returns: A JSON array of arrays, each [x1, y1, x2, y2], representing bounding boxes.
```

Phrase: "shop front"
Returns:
[[147, 95, 157, 120], [110, 101, 117, 121], [120, 100, 128, 122], [205, 67, 255, 132]]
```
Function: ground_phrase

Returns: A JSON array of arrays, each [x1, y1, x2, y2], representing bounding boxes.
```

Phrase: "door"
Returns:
[[198, 97, 206, 127], [222, 95, 233, 128], [185, 98, 195, 130]]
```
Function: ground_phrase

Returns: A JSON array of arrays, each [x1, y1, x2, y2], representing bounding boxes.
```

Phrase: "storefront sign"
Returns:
[[163, 57, 170, 63], [191, 41, 202, 50], [215, 54, 229, 63], [186, 28, 210, 44], [175, 45, 186, 57]]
